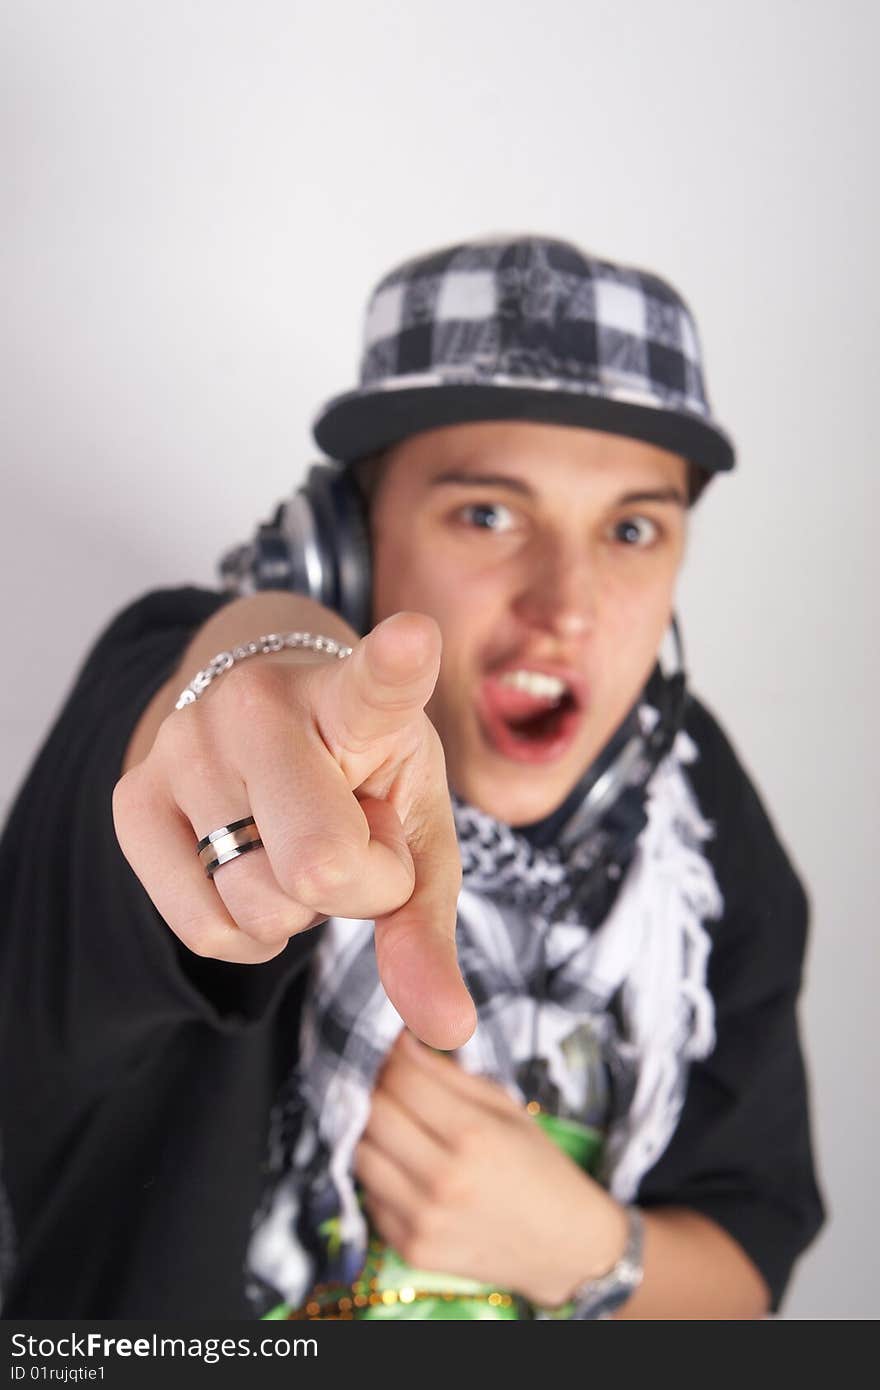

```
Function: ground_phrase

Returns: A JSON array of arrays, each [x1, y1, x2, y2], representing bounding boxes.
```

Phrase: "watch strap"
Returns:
[[566, 1204, 645, 1320]]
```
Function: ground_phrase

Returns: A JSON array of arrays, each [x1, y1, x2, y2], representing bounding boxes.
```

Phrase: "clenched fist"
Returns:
[[112, 609, 476, 1050], [355, 1031, 628, 1307]]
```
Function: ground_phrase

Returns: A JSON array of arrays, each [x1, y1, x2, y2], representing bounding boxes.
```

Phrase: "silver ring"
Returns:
[[196, 815, 264, 878]]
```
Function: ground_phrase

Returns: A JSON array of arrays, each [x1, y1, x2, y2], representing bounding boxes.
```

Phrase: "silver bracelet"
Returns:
[[174, 631, 354, 710]]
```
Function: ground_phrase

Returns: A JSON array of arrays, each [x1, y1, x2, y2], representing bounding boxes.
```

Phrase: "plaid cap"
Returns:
[[313, 235, 735, 482]]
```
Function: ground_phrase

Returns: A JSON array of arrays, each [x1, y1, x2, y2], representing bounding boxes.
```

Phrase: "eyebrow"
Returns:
[[429, 470, 688, 508]]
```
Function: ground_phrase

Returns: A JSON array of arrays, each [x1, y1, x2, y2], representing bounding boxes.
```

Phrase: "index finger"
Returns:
[[372, 753, 476, 1052]]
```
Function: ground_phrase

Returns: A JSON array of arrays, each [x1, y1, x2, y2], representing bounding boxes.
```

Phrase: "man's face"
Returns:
[[369, 421, 689, 825]]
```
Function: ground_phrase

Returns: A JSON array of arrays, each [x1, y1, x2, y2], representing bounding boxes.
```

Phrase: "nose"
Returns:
[[511, 539, 598, 641]]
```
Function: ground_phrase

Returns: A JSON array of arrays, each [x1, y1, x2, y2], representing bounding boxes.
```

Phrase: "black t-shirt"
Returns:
[[0, 589, 825, 1317]]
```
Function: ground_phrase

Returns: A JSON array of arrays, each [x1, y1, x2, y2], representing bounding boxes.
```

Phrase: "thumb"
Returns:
[[316, 611, 442, 760]]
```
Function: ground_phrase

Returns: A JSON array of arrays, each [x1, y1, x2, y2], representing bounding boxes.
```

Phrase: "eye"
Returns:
[[612, 515, 659, 547], [458, 502, 517, 532]]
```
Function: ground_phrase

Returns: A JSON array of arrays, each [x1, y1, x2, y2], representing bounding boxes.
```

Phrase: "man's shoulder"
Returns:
[[72, 585, 231, 687], [681, 689, 750, 783], [679, 689, 810, 977], [91, 584, 231, 650], [680, 689, 787, 852]]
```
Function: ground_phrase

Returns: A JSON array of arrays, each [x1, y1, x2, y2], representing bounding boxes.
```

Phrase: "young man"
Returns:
[[0, 236, 824, 1318]]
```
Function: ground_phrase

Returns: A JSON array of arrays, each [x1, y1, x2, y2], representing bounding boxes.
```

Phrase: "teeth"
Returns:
[[499, 669, 568, 701]]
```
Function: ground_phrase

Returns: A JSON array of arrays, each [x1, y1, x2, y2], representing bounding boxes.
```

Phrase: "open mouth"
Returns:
[[477, 669, 586, 765]]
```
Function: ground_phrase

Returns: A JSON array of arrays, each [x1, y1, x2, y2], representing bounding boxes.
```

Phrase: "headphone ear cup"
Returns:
[[301, 464, 372, 635]]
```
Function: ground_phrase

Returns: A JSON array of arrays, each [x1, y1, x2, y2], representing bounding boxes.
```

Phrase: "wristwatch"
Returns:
[[566, 1205, 645, 1320]]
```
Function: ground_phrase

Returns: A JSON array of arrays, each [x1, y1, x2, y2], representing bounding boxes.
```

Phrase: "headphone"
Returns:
[[230, 463, 374, 638], [220, 461, 690, 851]]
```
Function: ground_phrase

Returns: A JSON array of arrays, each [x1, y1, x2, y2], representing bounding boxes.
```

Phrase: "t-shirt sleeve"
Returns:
[[635, 693, 826, 1312], [0, 587, 316, 1081]]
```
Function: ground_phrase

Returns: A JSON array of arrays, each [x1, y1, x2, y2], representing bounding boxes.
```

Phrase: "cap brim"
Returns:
[[313, 382, 735, 476]]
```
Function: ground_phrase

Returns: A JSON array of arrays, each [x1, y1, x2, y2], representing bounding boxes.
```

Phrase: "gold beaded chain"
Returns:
[[286, 1237, 517, 1321]]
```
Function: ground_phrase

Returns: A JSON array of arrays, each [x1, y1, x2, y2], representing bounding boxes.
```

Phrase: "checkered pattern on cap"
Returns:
[[313, 235, 735, 479]]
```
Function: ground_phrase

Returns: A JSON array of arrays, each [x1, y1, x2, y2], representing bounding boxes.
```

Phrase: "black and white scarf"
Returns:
[[245, 711, 723, 1312]]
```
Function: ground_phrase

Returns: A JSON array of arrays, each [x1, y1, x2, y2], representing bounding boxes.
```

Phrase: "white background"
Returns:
[[2, 0, 877, 1318]]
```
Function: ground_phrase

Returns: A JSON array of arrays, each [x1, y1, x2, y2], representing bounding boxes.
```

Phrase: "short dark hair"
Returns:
[[348, 452, 388, 509]]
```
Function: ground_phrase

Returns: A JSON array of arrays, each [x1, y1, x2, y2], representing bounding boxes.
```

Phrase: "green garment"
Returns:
[[266, 1113, 603, 1321]]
